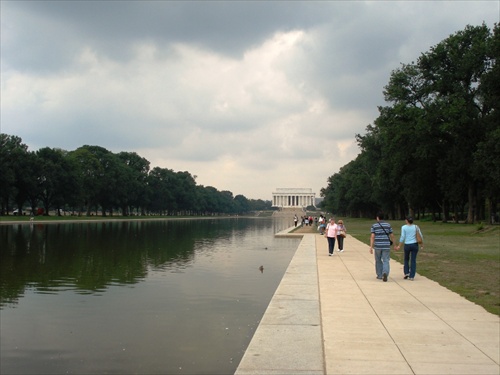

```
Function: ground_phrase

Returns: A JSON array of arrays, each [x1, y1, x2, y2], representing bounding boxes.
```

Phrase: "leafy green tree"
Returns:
[[147, 167, 177, 214], [1, 133, 264, 217], [13, 151, 39, 215], [219, 190, 235, 213], [68, 147, 104, 215], [174, 171, 198, 214], [323, 24, 497, 222], [117, 152, 150, 215], [76, 146, 133, 216], [474, 24, 500, 222], [0, 134, 27, 214], [417, 24, 493, 222], [36, 147, 79, 215], [381, 24, 494, 222], [322, 152, 379, 218], [198, 186, 220, 214], [248, 199, 272, 211], [233, 194, 250, 214]]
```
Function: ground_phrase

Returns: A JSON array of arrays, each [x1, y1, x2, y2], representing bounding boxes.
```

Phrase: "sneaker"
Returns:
[[376, 276, 382, 280], [339, 249, 344, 253], [329, 253, 332, 256], [382, 273, 388, 282], [404, 274, 409, 279], [409, 278, 414, 281]]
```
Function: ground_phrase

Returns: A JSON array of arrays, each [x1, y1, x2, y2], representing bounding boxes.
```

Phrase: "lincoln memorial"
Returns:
[[272, 188, 316, 208]]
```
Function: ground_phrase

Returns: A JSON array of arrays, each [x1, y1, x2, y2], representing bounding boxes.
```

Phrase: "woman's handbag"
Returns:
[[416, 226, 423, 245], [339, 230, 346, 238]]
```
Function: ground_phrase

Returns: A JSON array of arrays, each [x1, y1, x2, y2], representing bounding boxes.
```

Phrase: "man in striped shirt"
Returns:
[[370, 211, 395, 282]]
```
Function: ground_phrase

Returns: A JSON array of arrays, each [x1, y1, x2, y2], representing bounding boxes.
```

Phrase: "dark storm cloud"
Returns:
[[2, 1, 330, 73]]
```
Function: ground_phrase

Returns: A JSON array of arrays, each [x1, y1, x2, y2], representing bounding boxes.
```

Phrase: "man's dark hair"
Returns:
[[376, 211, 385, 220]]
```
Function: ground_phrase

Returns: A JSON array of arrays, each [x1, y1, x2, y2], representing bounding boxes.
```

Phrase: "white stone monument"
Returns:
[[272, 188, 316, 208]]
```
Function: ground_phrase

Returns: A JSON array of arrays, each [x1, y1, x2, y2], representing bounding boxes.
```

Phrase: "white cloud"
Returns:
[[1, 1, 498, 199]]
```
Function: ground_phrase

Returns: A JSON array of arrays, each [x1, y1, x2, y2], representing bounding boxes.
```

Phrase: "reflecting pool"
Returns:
[[0, 218, 300, 374]]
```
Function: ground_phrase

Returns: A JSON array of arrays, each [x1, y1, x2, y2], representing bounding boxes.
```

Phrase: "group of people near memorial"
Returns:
[[293, 214, 316, 227], [324, 212, 424, 282], [294, 214, 329, 229]]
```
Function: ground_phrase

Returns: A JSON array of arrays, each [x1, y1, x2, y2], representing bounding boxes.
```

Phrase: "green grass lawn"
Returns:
[[341, 218, 500, 316]]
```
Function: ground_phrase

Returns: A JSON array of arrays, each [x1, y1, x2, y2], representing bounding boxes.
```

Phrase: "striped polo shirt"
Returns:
[[371, 221, 393, 249]]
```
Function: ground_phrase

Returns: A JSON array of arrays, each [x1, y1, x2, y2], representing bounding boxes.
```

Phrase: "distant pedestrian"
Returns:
[[370, 212, 394, 282], [325, 218, 337, 256], [294, 215, 298, 227], [336, 219, 346, 252], [318, 215, 326, 235], [395, 217, 424, 281]]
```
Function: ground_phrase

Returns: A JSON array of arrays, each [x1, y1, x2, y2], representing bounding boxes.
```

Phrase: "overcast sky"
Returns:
[[1, 1, 498, 200]]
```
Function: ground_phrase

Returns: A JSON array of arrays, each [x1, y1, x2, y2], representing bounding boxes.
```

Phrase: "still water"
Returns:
[[0, 218, 300, 374]]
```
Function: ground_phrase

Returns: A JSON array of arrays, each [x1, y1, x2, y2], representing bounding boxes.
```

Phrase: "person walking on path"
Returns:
[[318, 215, 326, 235], [370, 212, 395, 282], [395, 217, 424, 281], [325, 218, 337, 256], [336, 219, 347, 252]]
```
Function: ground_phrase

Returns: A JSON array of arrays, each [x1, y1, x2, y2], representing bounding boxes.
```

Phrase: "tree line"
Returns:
[[321, 24, 499, 224], [0, 136, 272, 216]]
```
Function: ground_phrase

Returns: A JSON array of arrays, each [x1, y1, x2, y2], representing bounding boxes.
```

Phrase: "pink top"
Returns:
[[326, 223, 337, 237]]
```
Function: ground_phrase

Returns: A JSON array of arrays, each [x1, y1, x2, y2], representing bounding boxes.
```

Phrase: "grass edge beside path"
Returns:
[[295, 219, 500, 316]]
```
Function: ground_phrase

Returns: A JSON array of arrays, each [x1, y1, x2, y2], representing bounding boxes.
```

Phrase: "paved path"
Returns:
[[235, 231, 500, 375]]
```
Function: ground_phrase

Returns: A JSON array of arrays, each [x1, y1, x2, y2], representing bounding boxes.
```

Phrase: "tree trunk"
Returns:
[[441, 200, 449, 223], [466, 182, 475, 224], [408, 203, 414, 219]]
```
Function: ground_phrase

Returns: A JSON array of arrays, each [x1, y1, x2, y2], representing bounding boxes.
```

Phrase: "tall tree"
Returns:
[[473, 23, 500, 222], [174, 171, 197, 214], [417, 24, 493, 222], [68, 147, 103, 215], [382, 24, 495, 222], [36, 147, 78, 215], [147, 167, 177, 215], [117, 152, 150, 215], [322, 24, 498, 222], [0, 134, 28, 214], [233, 194, 250, 214]]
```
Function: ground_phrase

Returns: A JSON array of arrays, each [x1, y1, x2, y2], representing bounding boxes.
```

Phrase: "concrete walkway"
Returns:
[[235, 231, 500, 375]]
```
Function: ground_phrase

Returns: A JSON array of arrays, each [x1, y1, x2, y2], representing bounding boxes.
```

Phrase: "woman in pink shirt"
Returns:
[[324, 218, 337, 256]]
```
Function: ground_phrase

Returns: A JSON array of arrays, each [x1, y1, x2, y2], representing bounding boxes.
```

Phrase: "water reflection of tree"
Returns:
[[0, 220, 206, 306]]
